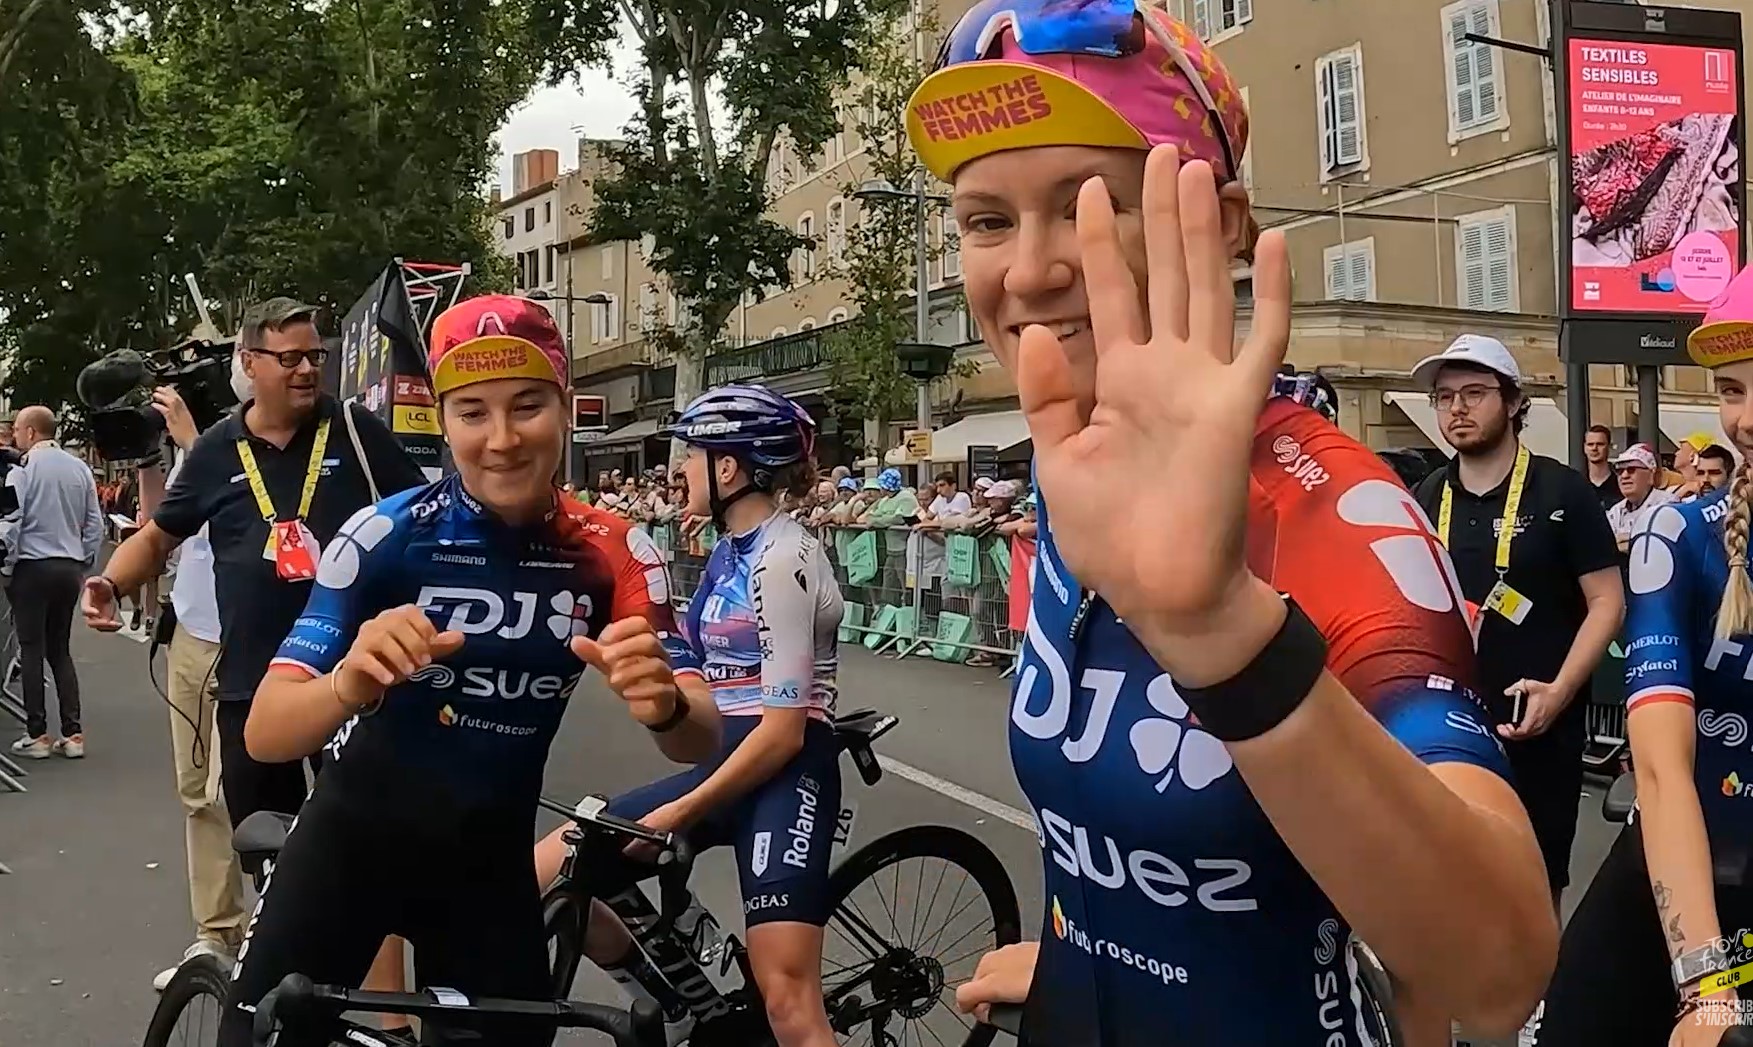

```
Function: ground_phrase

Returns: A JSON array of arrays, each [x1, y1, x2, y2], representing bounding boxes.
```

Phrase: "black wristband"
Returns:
[[1174, 595, 1328, 743], [648, 691, 690, 734]]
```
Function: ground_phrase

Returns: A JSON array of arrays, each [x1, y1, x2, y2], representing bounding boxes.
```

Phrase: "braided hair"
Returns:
[[1718, 463, 1753, 638]]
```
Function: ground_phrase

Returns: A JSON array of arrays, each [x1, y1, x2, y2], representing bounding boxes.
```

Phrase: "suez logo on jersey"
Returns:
[[414, 586, 594, 641], [410, 663, 583, 701], [1036, 807, 1255, 914], [1270, 434, 1331, 493]]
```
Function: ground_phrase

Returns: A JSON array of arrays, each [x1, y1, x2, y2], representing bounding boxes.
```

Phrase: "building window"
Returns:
[[1456, 206, 1518, 312], [1183, 0, 1251, 41], [1239, 86, 1253, 190], [827, 199, 847, 263], [515, 253, 527, 290], [600, 246, 614, 281], [828, 308, 849, 323], [524, 207, 535, 232], [640, 282, 660, 326], [796, 213, 816, 281], [771, 327, 788, 339], [1316, 44, 1367, 177], [940, 212, 961, 279], [1322, 239, 1376, 302], [1443, 0, 1505, 141], [591, 293, 621, 343], [543, 246, 555, 286], [543, 200, 552, 224], [502, 217, 514, 239]]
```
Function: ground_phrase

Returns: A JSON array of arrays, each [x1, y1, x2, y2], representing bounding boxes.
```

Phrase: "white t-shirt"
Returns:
[[1607, 487, 1677, 543], [167, 450, 221, 644], [929, 491, 973, 519]]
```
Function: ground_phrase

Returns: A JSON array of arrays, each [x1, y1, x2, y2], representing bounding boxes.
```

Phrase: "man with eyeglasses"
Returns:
[[83, 297, 425, 825], [1411, 334, 1624, 911]]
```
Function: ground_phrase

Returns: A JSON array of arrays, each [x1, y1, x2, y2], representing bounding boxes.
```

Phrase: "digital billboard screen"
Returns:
[[1568, 37, 1742, 315]]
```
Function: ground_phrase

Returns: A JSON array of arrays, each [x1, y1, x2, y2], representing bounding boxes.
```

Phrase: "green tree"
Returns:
[[822, 9, 960, 467], [529, 0, 903, 423]]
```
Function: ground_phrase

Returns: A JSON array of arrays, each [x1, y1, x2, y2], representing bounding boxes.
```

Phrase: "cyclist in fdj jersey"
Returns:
[[218, 295, 712, 1047], [1532, 269, 1753, 1047], [905, 2, 1557, 1044], [533, 385, 845, 1047]]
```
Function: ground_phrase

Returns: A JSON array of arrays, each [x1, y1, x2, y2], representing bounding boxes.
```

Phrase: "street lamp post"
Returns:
[[854, 173, 950, 481]]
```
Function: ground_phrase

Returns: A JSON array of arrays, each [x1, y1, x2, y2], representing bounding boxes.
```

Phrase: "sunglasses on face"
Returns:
[[247, 347, 329, 369]]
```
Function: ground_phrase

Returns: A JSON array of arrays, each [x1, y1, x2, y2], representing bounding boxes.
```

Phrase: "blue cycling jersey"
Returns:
[[1624, 489, 1753, 859], [273, 475, 669, 813], [668, 512, 842, 720], [1010, 401, 1511, 1046]]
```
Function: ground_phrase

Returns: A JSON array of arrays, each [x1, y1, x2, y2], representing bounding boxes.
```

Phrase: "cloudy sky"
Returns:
[[492, 45, 641, 193]]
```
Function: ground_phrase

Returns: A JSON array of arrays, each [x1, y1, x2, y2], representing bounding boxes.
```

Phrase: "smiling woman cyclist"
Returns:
[[905, 2, 1556, 1044], [534, 384, 844, 1047], [218, 295, 711, 1047], [1532, 269, 1753, 1047]]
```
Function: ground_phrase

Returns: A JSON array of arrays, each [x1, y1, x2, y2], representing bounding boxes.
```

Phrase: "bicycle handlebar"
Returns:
[[252, 974, 665, 1047], [984, 1003, 1023, 1037], [537, 793, 697, 937]]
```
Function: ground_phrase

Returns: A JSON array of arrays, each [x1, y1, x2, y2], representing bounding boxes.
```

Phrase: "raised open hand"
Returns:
[[1018, 146, 1292, 668]]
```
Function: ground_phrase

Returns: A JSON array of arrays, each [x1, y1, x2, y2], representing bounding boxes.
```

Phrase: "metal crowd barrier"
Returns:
[[642, 521, 1029, 668]]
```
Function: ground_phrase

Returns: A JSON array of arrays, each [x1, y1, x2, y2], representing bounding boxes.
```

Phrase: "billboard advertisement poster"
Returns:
[[1568, 37, 1742, 314]]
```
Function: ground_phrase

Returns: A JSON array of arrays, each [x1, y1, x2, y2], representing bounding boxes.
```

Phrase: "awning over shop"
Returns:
[[580, 416, 663, 454], [872, 410, 1033, 467], [1657, 403, 1738, 459], [1383, 391, 1571, 464]]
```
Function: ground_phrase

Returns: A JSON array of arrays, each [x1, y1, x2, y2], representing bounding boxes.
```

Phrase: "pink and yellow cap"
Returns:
[[1690, 266, 1753, 369], [904, 5, 1249, 184]]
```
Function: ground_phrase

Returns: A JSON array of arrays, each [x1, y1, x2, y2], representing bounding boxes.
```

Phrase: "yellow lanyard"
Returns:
[[1437, 443, 1529, 577], [236, 418, 331, 524]]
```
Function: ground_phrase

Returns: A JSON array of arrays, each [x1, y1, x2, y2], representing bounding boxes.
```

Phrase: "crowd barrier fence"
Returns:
[[645, 521, 1036, 668]]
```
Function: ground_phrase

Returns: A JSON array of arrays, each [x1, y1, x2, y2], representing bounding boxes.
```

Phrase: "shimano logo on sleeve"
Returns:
[[783, 776, 820, 869]]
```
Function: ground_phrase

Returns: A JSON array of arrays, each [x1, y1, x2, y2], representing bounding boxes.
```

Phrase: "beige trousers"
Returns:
[[166, 624, 246, 947]]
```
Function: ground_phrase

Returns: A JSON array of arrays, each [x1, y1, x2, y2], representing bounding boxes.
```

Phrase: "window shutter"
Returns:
[[1332, 53, 1363, 166], [1192, 0, 1212, 39], [1449, 10, 1476, 128], [1469, 3, 1499, 121], [1484, 218, 1513, 310], [1460, 221, 1487, 309], [1325, 251, 1347, 300], [1318, 59, 1337, 172], [1236, 0, 1252, 25], [1349, 247, 1371, 301]]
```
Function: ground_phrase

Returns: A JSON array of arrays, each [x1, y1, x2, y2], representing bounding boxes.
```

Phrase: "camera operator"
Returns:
[[147, 381, 248, 992], [82, 297, 424, 826]]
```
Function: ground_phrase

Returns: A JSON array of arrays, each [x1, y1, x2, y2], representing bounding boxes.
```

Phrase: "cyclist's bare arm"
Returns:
[[102, 521, 182, 597]]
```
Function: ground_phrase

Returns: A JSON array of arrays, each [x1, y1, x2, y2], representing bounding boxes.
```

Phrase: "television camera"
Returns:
[[76, 333, 241, 462]]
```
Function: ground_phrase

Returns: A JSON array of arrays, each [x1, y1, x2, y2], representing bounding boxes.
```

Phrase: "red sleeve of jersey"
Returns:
[[1245, 400, 1480, 707], [563, 501, 682, 633]]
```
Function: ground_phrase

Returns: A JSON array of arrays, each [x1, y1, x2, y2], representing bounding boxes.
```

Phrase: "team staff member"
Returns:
[[1582, 424, 1618, 509], [1412, 335, 1624, 903], [82, 297, 425, 821]]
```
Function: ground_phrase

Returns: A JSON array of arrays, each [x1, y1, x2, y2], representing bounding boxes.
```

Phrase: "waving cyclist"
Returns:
[[218, 295, 710, 1047], [534, 385, 844, 1047], [1532, 270, 1753, 1047], [907, 2, 1556, 1043]]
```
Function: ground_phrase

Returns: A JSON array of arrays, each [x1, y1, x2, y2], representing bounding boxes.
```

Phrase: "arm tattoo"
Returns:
[[1655, 881, 1674, 910], [1669, 912, 1689, 948]]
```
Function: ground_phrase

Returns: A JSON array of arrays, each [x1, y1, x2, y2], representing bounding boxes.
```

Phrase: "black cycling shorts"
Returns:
[[218, 783, 551, 1047], [606, 716, 842, 927], [1532, 821, 1753, 1046], [1505, 713, 1587, 893]]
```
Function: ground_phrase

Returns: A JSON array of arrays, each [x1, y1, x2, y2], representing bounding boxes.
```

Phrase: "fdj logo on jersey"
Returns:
[[415, 586, 594, 640]]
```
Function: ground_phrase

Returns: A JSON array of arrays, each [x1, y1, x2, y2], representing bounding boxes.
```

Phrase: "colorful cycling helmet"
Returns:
[[663, 384, 817, 467], [905, 0, 1249, 186], [1690, 265, 1753, 369], [876, 467, 905, 493]]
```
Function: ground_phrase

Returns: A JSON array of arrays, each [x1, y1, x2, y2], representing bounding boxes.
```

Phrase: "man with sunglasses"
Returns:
[[1411, 335, 1624, 912], [84, 297, 425, 826]]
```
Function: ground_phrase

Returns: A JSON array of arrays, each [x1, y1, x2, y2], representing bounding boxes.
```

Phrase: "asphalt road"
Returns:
[[0, 629, 1619, 1047]]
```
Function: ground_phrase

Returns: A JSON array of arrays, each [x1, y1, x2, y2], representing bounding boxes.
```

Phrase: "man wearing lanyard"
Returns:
[[82, 298, 425, 824], [1411, 335, 1624, 906]]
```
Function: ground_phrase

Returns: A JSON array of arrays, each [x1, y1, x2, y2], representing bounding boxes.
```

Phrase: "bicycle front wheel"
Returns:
[[142, 954, 230, 1047], [822, 825, 1021, 1047]]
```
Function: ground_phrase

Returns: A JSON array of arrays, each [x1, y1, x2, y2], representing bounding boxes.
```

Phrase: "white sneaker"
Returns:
[[8, 734, 50, 760], [52, 734, 83, 759], [153, 939, 235, 993]]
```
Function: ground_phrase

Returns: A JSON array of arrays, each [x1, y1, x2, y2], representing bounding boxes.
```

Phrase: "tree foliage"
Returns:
[[528, 0, 904, 412], [0, 0, 533, 415]]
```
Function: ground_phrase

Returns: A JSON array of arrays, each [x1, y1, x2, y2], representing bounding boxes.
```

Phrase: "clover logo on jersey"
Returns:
[[1128, 675, 1232, 792], [1334, 480, 1464, 613], [546, 592, 594, 639], [1628, 505, 1689, 596], [317, 507, 395, 589]]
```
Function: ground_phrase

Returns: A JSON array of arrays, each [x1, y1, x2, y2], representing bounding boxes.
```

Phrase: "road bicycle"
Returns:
[[540, 707, 1022, 1047], [143, 707, 1021, 1047]]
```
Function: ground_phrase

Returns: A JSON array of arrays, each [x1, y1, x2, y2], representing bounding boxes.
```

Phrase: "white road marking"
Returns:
[[876, 755, 1035, 833]]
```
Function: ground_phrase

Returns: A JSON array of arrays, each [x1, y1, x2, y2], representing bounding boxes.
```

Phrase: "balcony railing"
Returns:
[[576, 339, 665, 378], [705, 321, 852, 386]]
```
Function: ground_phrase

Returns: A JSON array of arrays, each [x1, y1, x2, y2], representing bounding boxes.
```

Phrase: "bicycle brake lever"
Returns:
[[651, 837, 695, 939]]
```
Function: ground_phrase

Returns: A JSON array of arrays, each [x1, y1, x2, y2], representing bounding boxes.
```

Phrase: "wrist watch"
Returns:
[[648, 691, 690, 734], [1673, 939, 1732, 990]]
